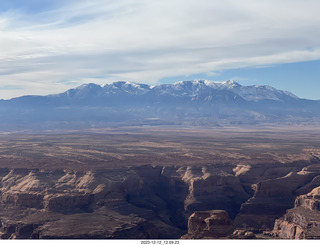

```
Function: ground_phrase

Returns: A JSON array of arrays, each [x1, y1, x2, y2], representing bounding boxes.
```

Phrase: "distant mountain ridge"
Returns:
[[55, 80, 299, 102], [0, 80, 319, 130]]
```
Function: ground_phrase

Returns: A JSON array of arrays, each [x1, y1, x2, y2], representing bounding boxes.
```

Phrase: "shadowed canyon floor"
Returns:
[[0, 126, 320, 239]]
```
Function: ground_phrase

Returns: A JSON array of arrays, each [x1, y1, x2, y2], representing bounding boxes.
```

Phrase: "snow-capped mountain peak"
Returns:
[[2, 79, 319, 129], [172, 79, 239, 88], [230, 83, 299, 101], [61, 83, 102, 98], [55, 80, 299, 102], [103, 81, 151, 95], [204, 80, 241, 89]]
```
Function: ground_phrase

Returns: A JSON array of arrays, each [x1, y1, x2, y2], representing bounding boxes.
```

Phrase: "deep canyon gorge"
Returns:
[[0, 127, 319, 239]]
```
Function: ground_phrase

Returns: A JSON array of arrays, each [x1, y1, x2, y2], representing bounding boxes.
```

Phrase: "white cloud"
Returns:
[[0, 0, 320, 98]]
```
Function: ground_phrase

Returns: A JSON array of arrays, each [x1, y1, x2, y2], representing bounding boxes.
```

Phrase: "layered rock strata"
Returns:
[[234, 165, 320, 230], [0, 162, 320, 239], [0, 166, 250, 239], [273, 186, 320, 239], [181, 210, 234, 239]]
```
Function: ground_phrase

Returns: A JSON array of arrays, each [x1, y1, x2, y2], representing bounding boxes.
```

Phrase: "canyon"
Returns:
[[0, 127, 319, 239]]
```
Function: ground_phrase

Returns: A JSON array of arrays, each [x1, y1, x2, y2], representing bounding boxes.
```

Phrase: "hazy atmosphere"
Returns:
[[1, 1, 320, 240], [0, 0, 320, 99]]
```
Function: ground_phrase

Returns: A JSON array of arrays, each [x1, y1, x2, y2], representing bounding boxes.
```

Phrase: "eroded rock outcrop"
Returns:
[[229, 229, 256, 239], [181, 210, 234, 239], [0, 165, 252, 239], [0, 167, 168, 239], [0, 161, 320, 239], [161, 165, 249, 222], [273, 186, 320, 239], [235, 167, 319, 230]]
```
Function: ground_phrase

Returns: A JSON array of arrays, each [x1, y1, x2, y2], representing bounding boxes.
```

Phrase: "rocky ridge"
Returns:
[[0, 161, 320, 239], [273, 183, 320, 239], [1, 80, 320, 130], [181, 210, 234, 239], [234, 166, 320, 230]]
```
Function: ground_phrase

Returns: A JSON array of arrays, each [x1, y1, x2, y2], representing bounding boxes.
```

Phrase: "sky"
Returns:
[[0, 0, 320, 100]]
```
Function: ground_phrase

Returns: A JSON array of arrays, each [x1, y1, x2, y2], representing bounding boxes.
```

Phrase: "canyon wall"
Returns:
[[0, 162, 319, 239], [273, 174, 320, 239]]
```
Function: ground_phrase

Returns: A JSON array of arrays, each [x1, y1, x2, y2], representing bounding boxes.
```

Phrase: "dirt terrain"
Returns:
[[0, 126, 319, 239], [0, 126, 320, 170]]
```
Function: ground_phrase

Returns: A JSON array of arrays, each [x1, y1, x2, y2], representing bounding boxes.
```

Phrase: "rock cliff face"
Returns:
[[0, 162, 320, 239], [181, 210, 234, 239], [0, 166, 250, 239], [234, 165, 320, 231], [273, 185, 320, 239], [159, 165, 249, 223]]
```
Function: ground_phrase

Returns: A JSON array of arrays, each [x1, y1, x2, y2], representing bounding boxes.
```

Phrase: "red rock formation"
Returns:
[[1, 162, 320, 239], [273, 186, 320, 239], [235, 169, 318, 230], [181, 210, 234, 239]]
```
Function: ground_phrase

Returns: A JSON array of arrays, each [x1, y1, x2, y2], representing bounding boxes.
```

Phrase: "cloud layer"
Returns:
[[0, 0, 320, 98]]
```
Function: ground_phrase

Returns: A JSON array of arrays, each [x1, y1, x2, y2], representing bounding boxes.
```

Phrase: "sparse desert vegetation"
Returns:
[[0, 126, 320, 239], [0, 126, 319, 170]]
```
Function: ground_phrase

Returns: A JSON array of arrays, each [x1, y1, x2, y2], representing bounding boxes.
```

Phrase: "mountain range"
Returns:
[[0, 80, 319, 129]]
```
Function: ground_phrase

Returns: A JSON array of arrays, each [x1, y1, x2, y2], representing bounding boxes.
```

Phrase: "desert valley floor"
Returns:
[[0, 126, 319, 239]]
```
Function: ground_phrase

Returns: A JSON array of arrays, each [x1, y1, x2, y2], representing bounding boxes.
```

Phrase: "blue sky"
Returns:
[[0, 0, 320, 99], [159, 60, 320, 99]]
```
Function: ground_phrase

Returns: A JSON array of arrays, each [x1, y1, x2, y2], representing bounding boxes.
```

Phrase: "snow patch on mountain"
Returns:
[[231, 85, 299, 101], [164, 80, 298, 101], [204, 80, 241, 89], [104, 81, 151, 95], [57, 80, 299, 102]]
